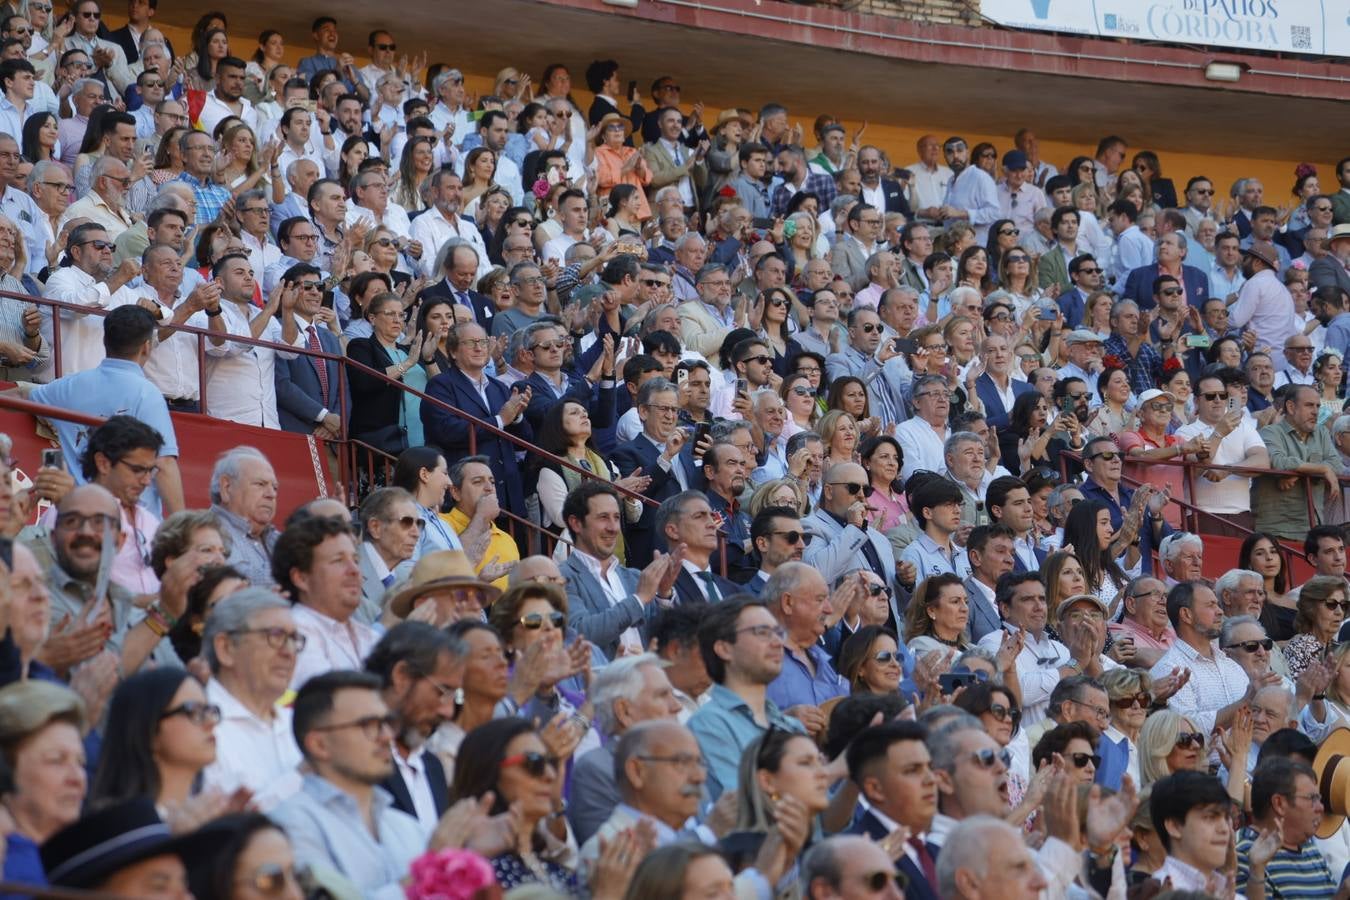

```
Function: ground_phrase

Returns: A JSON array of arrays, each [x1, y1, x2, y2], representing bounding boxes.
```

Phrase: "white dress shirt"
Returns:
[[198, 91, 261, 137], [203, 299, 297, 428], [344, 199, 413, 240], [43, 266, 162, 376], [144, 294, 209, 401], [410, 207, 490, 279], [290, 603, 380, 691], [574, 549, 643, 653], [391, 744, 440, 836], [894, 417, 949, 483], [200, 678, 303, 810], [1173, 417, 1265, 513], [904, 162, 952, 214]]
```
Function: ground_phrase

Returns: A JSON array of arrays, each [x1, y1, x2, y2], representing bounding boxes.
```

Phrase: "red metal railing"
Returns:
[[1, 289, 727, 567]]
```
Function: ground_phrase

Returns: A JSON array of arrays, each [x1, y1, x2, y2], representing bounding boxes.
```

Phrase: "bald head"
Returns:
[[511, 555, 562, 585], [53, 484, 121, 580]]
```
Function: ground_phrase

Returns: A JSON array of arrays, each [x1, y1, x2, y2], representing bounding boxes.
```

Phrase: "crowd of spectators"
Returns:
[[0, 2, 1346, 898]]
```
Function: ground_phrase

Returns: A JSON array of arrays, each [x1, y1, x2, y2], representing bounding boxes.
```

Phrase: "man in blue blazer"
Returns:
[[416, 243, 497, 328], [1120, 234, 1209, 312], [962, 524, 1014, 643], [519, 321, 616, 433], [274, 264, 350, 436], [611, 378, 697, 567], [846, 720, 941, 900], [1056, 252, 1104, 330], [972, 334, 1035, 430], [422, 322, 533, 519], [558, 481, 680, 659]]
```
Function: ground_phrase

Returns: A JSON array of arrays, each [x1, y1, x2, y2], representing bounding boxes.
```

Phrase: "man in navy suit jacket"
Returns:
[[846, 720, 940, 900], [657, 491, 739, 605], [1056, 252, 1104, 329], [417, 243, 497, 328], [274, 265, 350, 436], [1121, 237, 1209, 311], [422, 322, 533, 518], [365, 622, 457, 827], [972, 335, 1035, 430], [611, 379, 695, 567], [519, 321, 616, 433], [859, 146, 914, 217]]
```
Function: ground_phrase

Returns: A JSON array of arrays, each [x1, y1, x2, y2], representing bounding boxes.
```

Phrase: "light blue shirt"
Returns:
[[29, 357, 178, 514], [269, 774, 423, 900], [414, 502, 462, 558], [943, 165, 1000, 242], [899, 532, 971, 581], [1209, 263, 1246, 302], [766, 643, 847, 710], [687, 684, 804, 801]]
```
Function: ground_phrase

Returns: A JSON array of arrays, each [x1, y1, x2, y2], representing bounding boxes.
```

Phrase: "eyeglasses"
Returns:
[[231, 627, 308, 652], [519, 610, 565, 630], [795, 366, 821, 376], [240, 205, 269, 215], [290, 233, 319, 243], [1314, 205, 1333, 212], [1068, 752, 1102, 769], [458, 337, 490, 349], [1288, 345, 1314, 353], [987, 703, 1022, 725], [236, 863, 301, 895], [421, 675, 457, 702], [54, 511, 116, 533], [77, 239, 114, 251], [515, 276, 547, 286], [789, 386, 814, 398], [1070, 698, 1110, 720], [736, 624, 787, 641], [1146, 402, 1173, 413], [140, 79, 164, 88], [643, 402, 680, 415], [511, 218, 532, 228], [28, 2, 51, 9], [829, 482, 870, 496], [40, 180, 73, 192], [1111, 692, 1152, 709], [970, 747, 1013, 769], [998, 228, 1020, 236], [637, 753, 706, 772], [1087, 451, 1120, 462], [1175, 731, 1206, 749], [296, 281, 324, 292], [923, 343, 950, 353], [313, 713, 399, 741], [374, 42, 396, 50], [387, 515, 425, 530], [501, 750, 559, 777], [771, 530, 804, 545], [1075, 266, 1103, 276], [767, 296, 789, 308], [988, 312, 1012, 322], [872, 650, 898, 663], [160, 701, 223, 726], [115, 458, 160, 479], [1192, 187, 1215, 195], [372, 237, 400, 248]]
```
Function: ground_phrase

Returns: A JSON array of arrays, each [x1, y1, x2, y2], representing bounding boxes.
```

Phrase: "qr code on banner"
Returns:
[[1292, 25, 1312, 49]]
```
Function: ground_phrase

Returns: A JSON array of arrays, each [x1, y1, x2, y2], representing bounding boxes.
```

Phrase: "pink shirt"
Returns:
[[1108, 616, 1175, 652]]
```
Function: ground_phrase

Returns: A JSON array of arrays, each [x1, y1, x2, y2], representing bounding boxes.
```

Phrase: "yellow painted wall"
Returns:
[[140, 18, 1317, 206]]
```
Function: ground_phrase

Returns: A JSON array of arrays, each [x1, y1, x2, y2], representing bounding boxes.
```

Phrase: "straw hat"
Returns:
[[713, 107, 753, 133], [1328, 223, 1350, 246], [594, 112, 632, 144], [1314, 726, 1350, 838], [387, 550, 499, 619]]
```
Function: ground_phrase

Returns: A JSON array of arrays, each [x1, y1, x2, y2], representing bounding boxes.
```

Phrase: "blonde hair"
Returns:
[[0, 681, 86, 766], [816, 410, 858, 456], [1137, 709, 1199, 789], [748, 478, 807, 518]]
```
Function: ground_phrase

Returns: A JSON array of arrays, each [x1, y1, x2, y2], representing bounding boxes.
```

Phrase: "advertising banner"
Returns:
[[981, 0, 1343, 58]]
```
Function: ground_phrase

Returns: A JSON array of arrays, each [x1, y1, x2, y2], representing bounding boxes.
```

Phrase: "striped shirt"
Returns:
[[1236, 828, 1336, 900]]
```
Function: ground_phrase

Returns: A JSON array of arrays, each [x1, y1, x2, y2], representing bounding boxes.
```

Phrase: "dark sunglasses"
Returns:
[[1175, 732, 1205, 749], [1005, 255, 1029, 263], [1324, 599, 1350, 613], [241, 863, 301, 895], [160, 701, 222, 726], [771, 530, 804, 545], [374, 42, 396, 50], [1069, 752, 1102, 769], [829, 482, 873, 497], [1111, 692, 1152, 709], [1161, 287, 1184, 296], [872, 650, 899, 663], [742, 355, 772, 366], [77, 238, 114, 251], [388, 515, 425, 530], [500, 750, 559, 777], [1088, 451, 1121, 462], [860, 870, 903, 892], [868, 583, 892, 598], [858, 323, 882, 333], [998, 228, 1020, 237], [1200, 391, 1226, 401], [988, 703, 1022, 724], [519, 611, 565, 630], [1224, 638, 1274, 653], [971, 747, 1013, 769], [790, 385, 814, 397]]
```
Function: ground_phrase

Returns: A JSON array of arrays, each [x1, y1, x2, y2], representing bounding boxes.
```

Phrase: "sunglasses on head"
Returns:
[[519, 611, 565, 630], [1175, 731, 1205, 749], [1068, 752, 1102, 769], [500, 750, 559, 778]]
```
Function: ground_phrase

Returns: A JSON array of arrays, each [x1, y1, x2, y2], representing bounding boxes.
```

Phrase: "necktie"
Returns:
[[306, 326, 329, 400], [382, 573, 395, 588], [697, 571, 722, 603], [908, 837, 938, 887]]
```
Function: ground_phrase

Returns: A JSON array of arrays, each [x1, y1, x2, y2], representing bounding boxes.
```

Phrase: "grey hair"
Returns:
[[1110, 298, 1140, 318], [653, 185, 681, 205], [636, 377, 677, 407], [947, 285, 981, 309], [943, 430, 983, 458], [936, 816, 1016, 898], [1046, 483, 1082, 518], [209, 446, 270, 504], [26, 160, 59, 192], [434, 237, 478, 276], [1332, 413, 1350, 438], [953, 646, 997, 672], [591, 653, 667, 738], [612, 719, 677, 799], [865, 249, 892, 274], [506, 328, 530, 363], [654, 490, 707, 546], [926, 713, 985, 772], [357, 486, 415, 540], [711, 419, 752, 442], [91, 154, 125, 181], [1160, 532, 1203, 562], [70, 77, 104, 98], [1215, 568, 1262, 602], [830, 193, 857, 215], [639, 303, 679, 335], [447, 454, 490, 488], [147, 182, 193, 211], [236, 188, 267, 209], [523, 320, 560, 349], [1219, 613, 1264, 648], [762, 560, 814, 609], [431, 68, 463, 95], [918, 703, 966, 729], [1253, 684, 1294, 718], [203, 587, 291, 675], [800, 837, 852, 895], [673, 231, 706, 251]]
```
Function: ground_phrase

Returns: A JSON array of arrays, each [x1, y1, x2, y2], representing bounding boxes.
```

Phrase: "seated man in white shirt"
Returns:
[[345, 168, 413, 240], [274, 514, 378, 690], [199, 587, 305, 810]]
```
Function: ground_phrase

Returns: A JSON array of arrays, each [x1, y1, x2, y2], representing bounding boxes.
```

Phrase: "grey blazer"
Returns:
[[356, 545, 411, 626], [560, 552, 649, 660], [963, 576, 1004, 643]]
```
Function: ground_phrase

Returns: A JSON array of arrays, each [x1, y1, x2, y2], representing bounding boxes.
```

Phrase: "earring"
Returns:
[[454, 687, 465, 705]]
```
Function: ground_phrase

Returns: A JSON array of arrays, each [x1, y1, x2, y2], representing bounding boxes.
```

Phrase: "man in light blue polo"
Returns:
[[900, 475, 972, 581], [25, 305, 183, 516], [687, 595, 804, 801]]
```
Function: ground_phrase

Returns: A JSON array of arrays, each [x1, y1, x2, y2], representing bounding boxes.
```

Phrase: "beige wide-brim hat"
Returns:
[[387, 550, 500, 619], [1314, 727, 1350, 838]]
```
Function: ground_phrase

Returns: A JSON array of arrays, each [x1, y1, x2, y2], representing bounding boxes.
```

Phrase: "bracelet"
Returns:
[[145, 603, 176, 637], [205, 306, 222, 317]]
